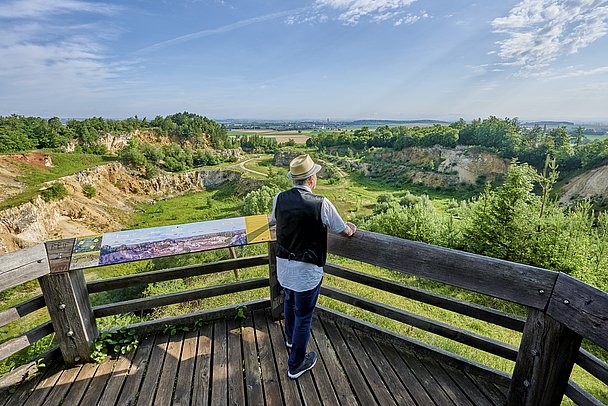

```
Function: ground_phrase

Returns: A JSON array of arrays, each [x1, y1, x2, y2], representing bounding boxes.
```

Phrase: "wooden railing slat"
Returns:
[[0, 295, 46, 329], [93, 277, 269, 317], [327, 230, 557, 310], [0, 322, 54, 362], [107, 298, 271, 336], [565, 380, 604, 406], [87, 255, 268, 293], [577, 348, 608, 386], [0, 244, 49, 292], [547, 273, 608, 351], [325, 263, 526, 331], [321, 285, 519, 360]]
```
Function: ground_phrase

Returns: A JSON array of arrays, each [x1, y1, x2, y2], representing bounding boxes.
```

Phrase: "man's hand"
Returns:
[[341, 222, 357, 237]]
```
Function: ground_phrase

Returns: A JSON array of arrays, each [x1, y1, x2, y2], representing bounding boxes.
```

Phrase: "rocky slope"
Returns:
[[559, 165, 608, 208], [359, 146, 509, 187], [0, 162, 259, 254]]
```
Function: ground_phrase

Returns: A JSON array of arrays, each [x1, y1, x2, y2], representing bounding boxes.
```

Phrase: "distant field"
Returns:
[[585, 134, 608, 141], [341, 122, 449, 130], [228, 129, 313, 144]]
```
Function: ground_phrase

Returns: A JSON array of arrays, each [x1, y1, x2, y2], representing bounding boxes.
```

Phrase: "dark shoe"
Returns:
[[288, 352, 317, 379]]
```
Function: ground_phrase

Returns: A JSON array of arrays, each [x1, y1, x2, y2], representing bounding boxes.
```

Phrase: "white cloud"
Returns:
[[140, 8, 308, 53], [525, 65, 608, 79], [0, 0, 131, 111], [394, 12, 428, 26], [0, 0, 120, 19], [290, 0, 423, 25], [492, 0, 608, 75]]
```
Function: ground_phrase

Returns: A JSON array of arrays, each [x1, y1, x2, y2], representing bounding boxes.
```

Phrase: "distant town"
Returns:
[[219, 119, 608, 135]]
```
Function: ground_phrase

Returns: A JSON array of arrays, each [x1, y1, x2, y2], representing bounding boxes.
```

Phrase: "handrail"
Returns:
[[0, 244, 49, 292], [324, 262, 527, 331], [547, 273, 608, 350], [327, 230, 558, 310]]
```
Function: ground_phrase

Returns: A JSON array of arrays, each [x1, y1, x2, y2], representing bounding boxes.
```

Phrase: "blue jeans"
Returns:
[[283, 281, 322, 371]]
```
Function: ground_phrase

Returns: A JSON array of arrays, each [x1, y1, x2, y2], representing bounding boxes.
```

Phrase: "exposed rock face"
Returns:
[[436, 147, 509, 184], [560, 165, 608, 207], [363, 146, 509, 187], [99, 132, 131, 153], [99, 130, 174, 153], [0, 163, 259, 254], [274, 151, 301, 167], [217, 148, 243, 160]]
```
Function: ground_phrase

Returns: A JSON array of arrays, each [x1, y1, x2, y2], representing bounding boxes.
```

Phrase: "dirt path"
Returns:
[[235, 158, 268, 177]]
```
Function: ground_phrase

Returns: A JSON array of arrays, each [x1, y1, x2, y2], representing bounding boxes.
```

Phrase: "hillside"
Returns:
[[560, 165, 608, 209], [0, 160, 260, 254]]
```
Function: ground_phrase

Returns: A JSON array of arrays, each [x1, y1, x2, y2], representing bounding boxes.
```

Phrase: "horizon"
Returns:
[[38, 115, 608, 127], [1, 1, 607, 121]]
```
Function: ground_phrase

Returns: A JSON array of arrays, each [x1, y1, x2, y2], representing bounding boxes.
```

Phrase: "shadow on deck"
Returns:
[[3, 308, 508, 406]]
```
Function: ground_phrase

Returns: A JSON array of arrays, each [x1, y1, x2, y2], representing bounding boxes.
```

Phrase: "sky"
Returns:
[[0, 0, 607, 122]]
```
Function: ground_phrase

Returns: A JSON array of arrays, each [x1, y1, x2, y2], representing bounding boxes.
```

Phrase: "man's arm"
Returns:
[[321, 198, 356, 238], [269, 194, 279, 226]]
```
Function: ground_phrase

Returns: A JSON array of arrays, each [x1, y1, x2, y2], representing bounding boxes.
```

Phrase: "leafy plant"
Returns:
[[90, 328, 139, 363], [41, 182, 68, 202], [235, 306, 247, 326], [162, 318, 205, 335], [82, 183, 97, 198]]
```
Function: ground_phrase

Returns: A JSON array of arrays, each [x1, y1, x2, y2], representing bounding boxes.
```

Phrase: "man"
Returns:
[[270, 154, 356, 379]]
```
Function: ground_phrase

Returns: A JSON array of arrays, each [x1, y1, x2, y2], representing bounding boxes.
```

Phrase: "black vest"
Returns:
[[275, 188, 328, 267]]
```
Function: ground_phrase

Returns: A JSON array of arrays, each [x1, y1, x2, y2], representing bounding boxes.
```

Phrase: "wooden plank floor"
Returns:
[[3, 309, 509, 405]]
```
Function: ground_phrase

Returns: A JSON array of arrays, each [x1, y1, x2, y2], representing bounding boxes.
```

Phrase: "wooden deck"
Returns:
[[3, 309, 509, 406]]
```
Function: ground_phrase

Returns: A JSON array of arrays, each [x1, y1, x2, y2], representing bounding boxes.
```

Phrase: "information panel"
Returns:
[[69, 214, 272, 270]]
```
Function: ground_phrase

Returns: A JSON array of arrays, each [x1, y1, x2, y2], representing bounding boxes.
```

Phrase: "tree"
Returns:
[[242, 186, 280, 215], [571, 126, 585, 147]]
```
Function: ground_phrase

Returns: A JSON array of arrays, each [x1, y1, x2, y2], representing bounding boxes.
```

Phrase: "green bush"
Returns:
[[82, 184, 97, 198], [41, 182, 68, 202], [144, 162, 158, 179], [242, 186, 280, 215]]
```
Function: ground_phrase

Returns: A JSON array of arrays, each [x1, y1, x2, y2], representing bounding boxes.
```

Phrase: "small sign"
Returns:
[[69, 215, 272, 270]]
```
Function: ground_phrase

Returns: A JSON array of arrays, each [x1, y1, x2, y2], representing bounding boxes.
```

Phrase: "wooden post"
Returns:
[[268, 242, 283, 320], [507, 308, 582, 406], [38, 239, 98, 365], [229, 247, 240, 280]]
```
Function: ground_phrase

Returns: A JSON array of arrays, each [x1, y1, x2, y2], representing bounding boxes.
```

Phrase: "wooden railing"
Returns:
[[0, 222, 606, 406], [323, 231, 608, 406]]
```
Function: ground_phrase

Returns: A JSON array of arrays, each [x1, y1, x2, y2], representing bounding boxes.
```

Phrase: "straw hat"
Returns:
[[288, 154, 322, 180]]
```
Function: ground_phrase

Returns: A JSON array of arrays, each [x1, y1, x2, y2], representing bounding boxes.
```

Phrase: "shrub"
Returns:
[[41, 183, 68, 202], [144, 162, 158, 179], [82, 184, 97, 198], [242, 186, 281, 215]]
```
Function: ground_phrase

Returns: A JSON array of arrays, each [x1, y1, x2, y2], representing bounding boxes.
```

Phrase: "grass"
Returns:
[[130, 183, 241, 230], [0, 151, 113, 210]]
